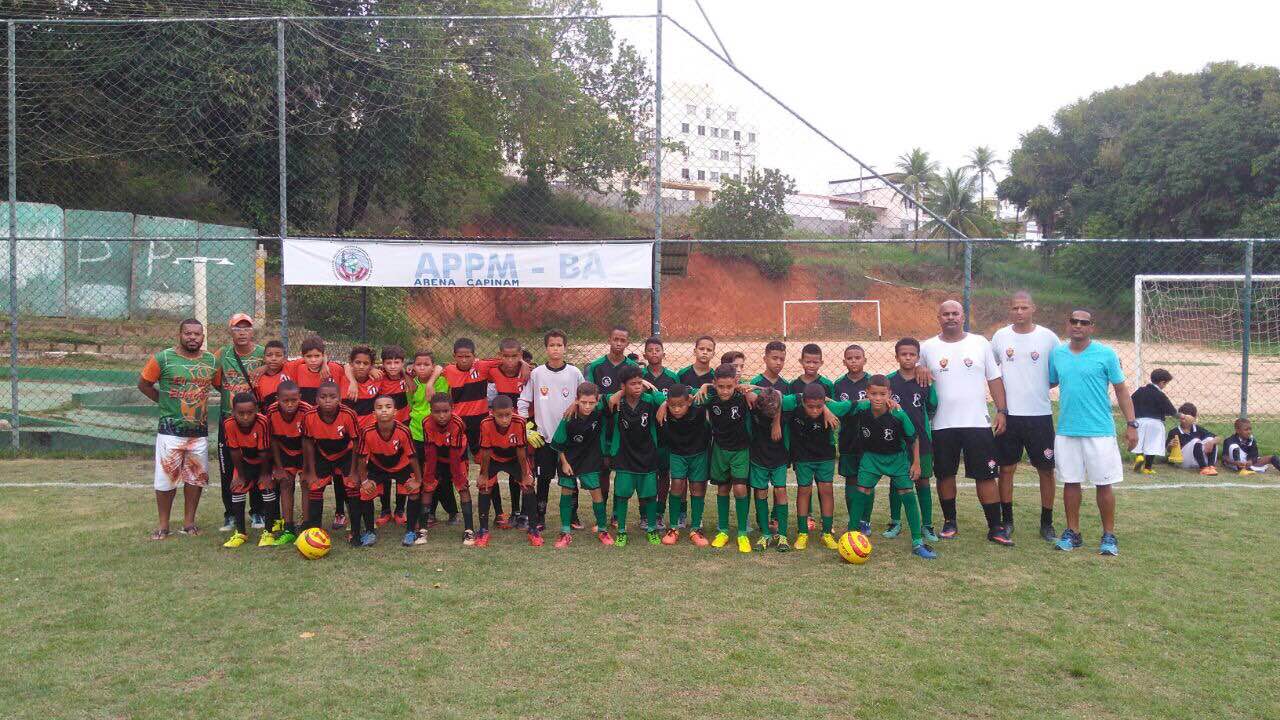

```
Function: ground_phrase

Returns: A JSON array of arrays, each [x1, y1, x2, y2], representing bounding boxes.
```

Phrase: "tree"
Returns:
[[895, 147, 939, 248], [845, 205, 877, 238], [690, 168, 797, 278], [923, 168, 1000, 239], [964, 145, 1001, 211]]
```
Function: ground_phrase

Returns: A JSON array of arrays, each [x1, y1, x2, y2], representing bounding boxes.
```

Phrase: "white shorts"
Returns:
[[1054, 435, 1124, 486], [1134, 418, 1167, 456], [153, 434, 210, 491], [1226, 445, 1272, 472], [1179, 437, 1217, 468]]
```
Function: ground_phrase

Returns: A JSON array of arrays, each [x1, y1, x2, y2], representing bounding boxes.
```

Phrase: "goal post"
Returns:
[[782, 299, 882, 339], [1134, 274, 1280, 399]]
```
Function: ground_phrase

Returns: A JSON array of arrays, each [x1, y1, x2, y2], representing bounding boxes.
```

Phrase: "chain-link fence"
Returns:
[[1, 6, 1276, 454]]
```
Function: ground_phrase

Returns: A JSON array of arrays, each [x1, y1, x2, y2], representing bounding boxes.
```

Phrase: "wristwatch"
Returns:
[[1126, 420, 1139, 428], [996, 408, 1008, 415]]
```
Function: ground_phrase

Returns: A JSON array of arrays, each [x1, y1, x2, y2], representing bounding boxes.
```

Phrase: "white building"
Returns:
[[660, 82, 760, 203], [827, 174, 923, 236]]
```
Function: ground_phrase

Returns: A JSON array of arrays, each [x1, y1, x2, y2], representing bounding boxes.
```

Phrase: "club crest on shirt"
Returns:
[[539, 386, 549, 397], [573, 434, 584, 442], [711, 405, 722, 415], [963, 357, 973, 367], [600, 376, 613, 388], [883, 428, 895, 441], [939, 358, 949, 370], [839, 392, 850, 401], [1005, 347, 1015, 359], [987, 459, 997, 469], [1030, 351, 1040, 362], [561, 387, 571, 397]]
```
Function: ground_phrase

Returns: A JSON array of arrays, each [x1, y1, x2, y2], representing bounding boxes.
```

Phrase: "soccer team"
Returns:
[[140, 291, 1274, 559]]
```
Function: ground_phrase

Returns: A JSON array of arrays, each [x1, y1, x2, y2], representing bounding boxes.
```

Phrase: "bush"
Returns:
[[292, 286, 419, 351]]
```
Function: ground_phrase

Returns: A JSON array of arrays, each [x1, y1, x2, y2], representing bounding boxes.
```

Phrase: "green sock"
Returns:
[[915, 480, 933, 526], [849, 488, 871, 530], [643, 497, 658, 530], [798, 512, 809, 534], [822, 515, 833, 534], [559, 493, 574, 534], [901, 490, 923, 545], [844, 482, 856, 526], [755, 497, 770, 535], [889, 490, 902, 523], [717, 494, 730, 532], [775, 503, 789, 537], [691, 495, 705, 530], [861, 487, 875, 524], [668, 493, 682, 528], [592, 500, 607, 531], [735, 494, 751, 534], [615, 495, 631, 529]]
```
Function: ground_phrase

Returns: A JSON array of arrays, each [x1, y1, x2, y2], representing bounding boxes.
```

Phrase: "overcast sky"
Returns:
[[599, 0, 1279, 194]]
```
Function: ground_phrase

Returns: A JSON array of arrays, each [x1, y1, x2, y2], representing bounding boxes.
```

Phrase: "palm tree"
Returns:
[[964, 145, 1001, 213], [895, 147, 939, 247], [923, 168, 990, 239]]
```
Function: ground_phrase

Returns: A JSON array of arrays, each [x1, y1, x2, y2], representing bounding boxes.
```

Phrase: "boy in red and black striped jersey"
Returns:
[[279, 336, 350, 530], [221, 393, 276, 548], [355, 396, 424, 547], [302, 380, 361, 533], [339, 345, 381, 427], [375, 345, 413, 525], [421, 393, 476, 545], [253, 340, 288, 408], [266, 380, 310, 546], [488, 338, 528, 528], [477, 396, 537, 547]]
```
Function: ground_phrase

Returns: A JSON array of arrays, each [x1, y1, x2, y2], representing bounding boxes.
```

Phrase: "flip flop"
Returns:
[[179, 525, 201, 536], [150, 528, 170, 541]]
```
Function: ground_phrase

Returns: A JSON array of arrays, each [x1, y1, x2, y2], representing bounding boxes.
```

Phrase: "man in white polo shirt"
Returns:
[[918, 300, 1012, 546], [990, 291, 1061, 542], [1048, 308, 1137, 557]]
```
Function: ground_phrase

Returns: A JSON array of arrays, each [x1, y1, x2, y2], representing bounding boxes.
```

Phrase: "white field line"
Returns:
[[1, 481, 1278, 491]]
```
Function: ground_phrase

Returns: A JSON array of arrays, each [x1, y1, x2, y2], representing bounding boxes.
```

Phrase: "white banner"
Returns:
[[283, 239, 654, 289]]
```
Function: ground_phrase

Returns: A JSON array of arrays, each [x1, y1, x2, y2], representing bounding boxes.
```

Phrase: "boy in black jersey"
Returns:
[[677, 335, 717, 391], [885, 338, 939, 541], [699, 364, 759, 553], [659, 384, 712, 546], [603, 365, 666, 547], [747, 389, 788, 551], [780, 384, 852, 550], [550, 382, 614, 547]]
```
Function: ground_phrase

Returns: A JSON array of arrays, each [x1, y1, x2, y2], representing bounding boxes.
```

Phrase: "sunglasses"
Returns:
[[1068, 318, 1093, 326]]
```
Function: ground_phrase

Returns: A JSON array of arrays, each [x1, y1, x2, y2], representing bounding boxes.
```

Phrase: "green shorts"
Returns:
[[749, 463, 788, 490], [856, 469, 914, 490], [793, 459, 835, 487], [919, 453, 933, 480], [856, 451, 912, 485], [669, 451, 708, 483], [838, 453, 861, 478], [710, 445, 749, 485], [613, 470, 657, 498], [558, 471, 600, 491]]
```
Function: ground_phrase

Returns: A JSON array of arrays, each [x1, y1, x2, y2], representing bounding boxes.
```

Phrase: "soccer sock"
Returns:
[[571, 490, 581, 520], [643, 497, 658, 530], [798, 503, 809, 535], [510, 478, 522, 516], [380, 482, 392, 515], [305, 498, 323, 529], [592, 500, 607, 531], [981, 502, 1002, 532], [889, 490, 902, 523], [774, 502, 789, 537], [362, 498, 375, 531], [915, 480, 933, 526], [490, 485, 504, 518], [941, 496, 957, 524], [901, 491, 924, 545], [333, 481, 347, 516], [615, 494, 630, 530], [395, 491, 407, 516], [668, 493, 681, 528], [1143, 455, 1154, 471], [735, 494, 750, 534], [861, 488, 875, 524], [843, 482, 856, 527], [478, 492, 491, 533], [716, 494, 731, 533], [1040, 506, 1053, 527], [560, 494, 574, 534], [261, 490, 279, 529], [755, 497, 770, 534], [848, 490, 870, 531], [822, 514, 834, 534], [347, 497, 363, 538], [521, 490, 538, 529], [1193, 444, 1208, 468], [461, 500, 474, 532], [406, 497, 422, 532], [1001, 501, 1014, 526], [690, 495, 705, 530], [231, 492, 247, 533]]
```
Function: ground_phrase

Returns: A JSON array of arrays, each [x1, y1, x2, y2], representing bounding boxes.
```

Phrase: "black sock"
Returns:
[[348, 497, 364, 538], [232, 493, 247, 533], [490, 485, 503, 517], [478, 492, 491, 532], [461, 500, 474, 531], [510, 478, 522, 515], [261, 489, 279, 529], [1143, 455, 1154, 470], [363, 498, 375, 530], [380, 483, 392, 515], [1000, 501, 1014, 525], [1193, 444, 1208, 468], [571, 490, 581, 519], [521, 490, 538, 530], [940, 497, 957, 524], [536, 500, 548, 527], [305, 498, 323, 529], [395, 492, 407, 515], [333, 480, 347, 515], [406, 497, 423, 532], [1270, 455, 1280, 471], [981, 502, 1002, 532], [1040, 506, 1053, 527]]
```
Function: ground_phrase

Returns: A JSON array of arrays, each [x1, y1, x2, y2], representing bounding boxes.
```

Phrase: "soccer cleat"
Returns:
[[1140, 467, 1157, 475], [271, 518, 285, 533], [821, 532, 839, 550], [597, 530, 615, 546], [794, 533, 809, 550], [332, 513, 348, 530], [1238, 468, 1257, 476], [223, 531, 249, 548], [755, 534, 771, 550], [1132, 455, 1145, 473], [647, 530, 662, 546], [615, 532, 628, 548], [987, 527, 1014, 547], [375, 512, 393, 528], [402, 530, 418, 546], [1199, 466, 1218, 476], [710, 531, 730, 548], [414, 532, 429, 546], [858, 520, 872, 536], [462, 529, 476, 546], [1040, 523, 1058, 542], [737, 535, 752, 553], [555, 532, 573, 549], [528, 529, 545, 547], [662, 529, 679, 545], [251, 513, 266, 530], [775, 536, 791, 553], [257, 531, 277, 547], [882, 522, 902, 539], [807, 516, 817, 532], [1099, 533, 1119, 556], [359, 531, 377, 547], [922, 525, 940, 543], [474, 530, 491, 548], [219, 516, 235, 532], [495, 513, 513, 530], [940, 521, 958, 539], [273, 530, 297, 547], [394, 511, 407, 525], [689, 529, 710, 547], [912, 543, 938, 559]]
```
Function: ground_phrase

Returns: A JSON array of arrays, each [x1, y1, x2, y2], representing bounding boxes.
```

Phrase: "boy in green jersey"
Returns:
[[550, 382, 614, 548], [885, 338, 939, 542], [846, 375, 937, 560], [603, 365, 666, 547], [747, 389, 788, 551], [657, 383, 712, 545], [698, 364, 759, 553]]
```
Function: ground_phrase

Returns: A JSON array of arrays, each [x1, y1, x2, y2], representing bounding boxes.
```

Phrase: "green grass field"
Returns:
[[2, 458, 1278, 720]]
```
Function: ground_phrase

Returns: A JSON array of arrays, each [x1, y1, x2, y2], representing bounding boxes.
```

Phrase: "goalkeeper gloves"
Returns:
[[527, 421, 545, 448]]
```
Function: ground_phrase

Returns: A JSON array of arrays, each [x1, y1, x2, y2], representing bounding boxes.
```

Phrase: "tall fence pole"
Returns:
[[276, 20, 290, 352], [650, 0, 663, 337], [8, 21, 18, 451], [360, 287, 368, 342], [1240, 239, 1254, 418], [961, 239, 973, 332]]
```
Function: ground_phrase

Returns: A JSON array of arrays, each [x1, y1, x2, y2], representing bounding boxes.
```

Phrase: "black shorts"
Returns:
[[932, 427, 998, 481], [486, 458, 521, 480], [368, 466, 411, 485], [315, 453, 351, 481], [462, 416, 484, 459], [994, 414, 1056, 470]]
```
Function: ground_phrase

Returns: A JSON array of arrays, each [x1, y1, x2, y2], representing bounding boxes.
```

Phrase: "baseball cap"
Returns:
[[228, 313, 254, 328]]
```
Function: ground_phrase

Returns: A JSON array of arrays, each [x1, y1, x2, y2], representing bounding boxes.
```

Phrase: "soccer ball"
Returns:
[[837, 531, 872, 564], [295, 527, 331, 560]]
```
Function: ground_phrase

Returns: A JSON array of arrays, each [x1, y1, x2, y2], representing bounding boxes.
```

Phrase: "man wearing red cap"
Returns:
[[213, 313, 269, 537]]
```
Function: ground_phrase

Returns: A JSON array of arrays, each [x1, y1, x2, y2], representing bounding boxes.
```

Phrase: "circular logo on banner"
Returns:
[[332, 246, 372, 283]]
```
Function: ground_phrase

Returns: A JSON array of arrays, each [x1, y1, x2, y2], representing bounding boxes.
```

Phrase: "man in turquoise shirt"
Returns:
[[1048, 309, 1138, 557]]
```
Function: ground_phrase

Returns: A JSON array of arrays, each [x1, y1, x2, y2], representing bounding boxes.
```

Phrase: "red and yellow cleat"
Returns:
[[689, 529, 710, 547], [596, 530, 615, 546], [661, 529, 679, 545], [474, 531, 491, 548], [554, 532, 572, 549]]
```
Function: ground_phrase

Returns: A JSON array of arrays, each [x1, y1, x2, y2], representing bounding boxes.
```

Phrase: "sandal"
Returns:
[[179, 525, 201, 536], [150, 528, 170, 541]]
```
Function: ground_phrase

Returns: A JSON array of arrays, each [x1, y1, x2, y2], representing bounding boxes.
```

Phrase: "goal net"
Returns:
[[782, 299, 882, 339], [1134, 274, 1280, 386]]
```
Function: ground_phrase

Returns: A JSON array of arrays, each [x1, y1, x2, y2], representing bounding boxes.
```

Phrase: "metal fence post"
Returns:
[[1240, 239, 1254, 418], [360, 287, 368, 342], [961, 239, 973, 332], [276, 19, 289, 352], [650, 0, 663, 337], [8, 21, 18, 451]]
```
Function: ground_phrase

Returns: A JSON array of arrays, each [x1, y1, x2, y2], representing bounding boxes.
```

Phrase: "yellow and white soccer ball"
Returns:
[[295, 527, 332, 560], [837, 530, 872, 564]]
